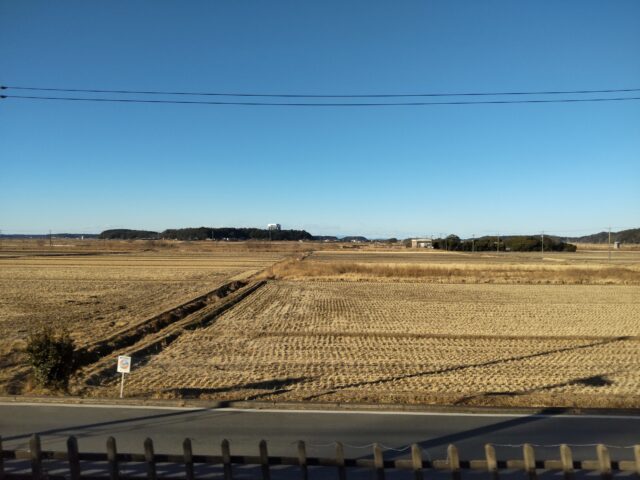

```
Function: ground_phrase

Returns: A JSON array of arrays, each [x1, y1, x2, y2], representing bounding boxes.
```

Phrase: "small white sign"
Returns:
[[117, 355, 132, 374]]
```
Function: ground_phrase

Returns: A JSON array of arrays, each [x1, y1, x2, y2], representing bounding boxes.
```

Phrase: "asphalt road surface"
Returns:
[[1, 403, 639, 462]]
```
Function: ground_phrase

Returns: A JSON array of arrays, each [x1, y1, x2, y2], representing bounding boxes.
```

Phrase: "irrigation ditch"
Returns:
[[71, 279, 266, 392], [0, 252, 306, 397]]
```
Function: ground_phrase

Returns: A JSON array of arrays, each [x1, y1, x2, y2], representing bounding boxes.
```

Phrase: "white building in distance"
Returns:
[[267, 224, 281, 231], [411, 238, 433, 248]]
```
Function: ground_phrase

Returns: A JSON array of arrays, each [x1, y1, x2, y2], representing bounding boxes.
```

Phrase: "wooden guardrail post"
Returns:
[[523, 443, 537, 480], [447, 444, 461, 480], [144, 437, 157, 480], [485, 443, 498, 480], [335, 442, 346, 480], [0, 435, 4, 480], [11, 435, 640, 480], [597, 444, 612, 480], [560, 444, 574, 480], [259, 440, 270, 480], [411, 444, 423, 480], [222, 439, 233, 480], [373, 443, 385, 480], [297, 441, 308, 480], [182, 438, 194, 480], [30, 433, 43, 480], [107, 436, 119, 480], [0, 435, 5, 480], [67, 436, 81, 480]]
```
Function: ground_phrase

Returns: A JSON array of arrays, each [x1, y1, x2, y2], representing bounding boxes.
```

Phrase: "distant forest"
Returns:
[[95, 227, 640, 246], [99, 229, 159, 240], [162, 227, 313, 241], [432, 235, 577, 252], [99, 227, 313, 241], [569, 228, 640, 244]]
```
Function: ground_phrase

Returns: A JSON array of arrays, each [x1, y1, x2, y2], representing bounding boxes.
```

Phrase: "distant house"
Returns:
[[411, 238, 433, 249], [341, 236, 369, 243], [267, 224, 281, 231], [614, 241, 621, 249]]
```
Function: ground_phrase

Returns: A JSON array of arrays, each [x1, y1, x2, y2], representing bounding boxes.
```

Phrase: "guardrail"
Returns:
[[2, 434, 639, 480]]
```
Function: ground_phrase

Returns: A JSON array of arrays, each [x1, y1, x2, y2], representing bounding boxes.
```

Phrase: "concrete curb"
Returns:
[[1, 395, 639, 417]]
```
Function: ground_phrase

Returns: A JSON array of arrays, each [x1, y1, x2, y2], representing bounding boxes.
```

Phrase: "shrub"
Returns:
[[26, 326, 76, 390]]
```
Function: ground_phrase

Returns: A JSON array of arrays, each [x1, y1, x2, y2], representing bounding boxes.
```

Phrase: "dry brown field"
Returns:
[[262, 249, 640, 285], [3, 239, 640, 408], [310, 248, 640, 265], [105, 278, 640, 408], [0, 239, 292, 392]]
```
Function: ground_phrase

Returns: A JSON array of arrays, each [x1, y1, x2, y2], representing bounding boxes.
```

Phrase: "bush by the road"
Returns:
[[26, 326, 76, 390]]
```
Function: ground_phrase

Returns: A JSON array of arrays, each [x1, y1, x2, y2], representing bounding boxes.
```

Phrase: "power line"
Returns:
[[2, 84, 640, 98], [2, 94, 640, 107]]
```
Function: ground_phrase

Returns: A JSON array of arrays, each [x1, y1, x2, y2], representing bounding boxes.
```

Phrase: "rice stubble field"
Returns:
[[107, 249, 640, 408], [2, 241, 640, 408], [0, 241, 288, 392]]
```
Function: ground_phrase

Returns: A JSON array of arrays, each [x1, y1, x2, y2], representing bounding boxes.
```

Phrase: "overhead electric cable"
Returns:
[[2, 94, 640, 107], [2, 84, 640, 98]]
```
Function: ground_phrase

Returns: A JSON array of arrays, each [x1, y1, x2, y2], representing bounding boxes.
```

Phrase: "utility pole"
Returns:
[[608, 226, 612, 263], [49, 230, 52, 248], [472, 234, 475, 253], [541, 231, 544, 259], [496, 233, 500, 253]]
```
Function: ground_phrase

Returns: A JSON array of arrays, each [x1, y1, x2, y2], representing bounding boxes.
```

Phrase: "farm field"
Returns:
[[3, 239, 640, 407], [264, 249, 640, 284], [310, 248, 640, 265], [109, 279, 640, 408], [0, 241, 289, 392]]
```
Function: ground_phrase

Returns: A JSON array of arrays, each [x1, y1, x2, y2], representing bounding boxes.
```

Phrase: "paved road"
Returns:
[[1, 403, 639, 462]]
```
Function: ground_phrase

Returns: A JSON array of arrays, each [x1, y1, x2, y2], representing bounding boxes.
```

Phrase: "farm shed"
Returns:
[[411, 238, 433, 248]]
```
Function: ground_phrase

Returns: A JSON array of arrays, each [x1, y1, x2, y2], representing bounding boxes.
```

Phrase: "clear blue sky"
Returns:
[[1, 1, 638, 238]]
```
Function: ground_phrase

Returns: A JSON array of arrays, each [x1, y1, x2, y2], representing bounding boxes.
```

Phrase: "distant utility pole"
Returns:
[[496, 233, 500, 253], [471, 234, 475, 253], [541, 231, 544, 259], [49, 230, 52, 248], [608, 226, 612, 263]]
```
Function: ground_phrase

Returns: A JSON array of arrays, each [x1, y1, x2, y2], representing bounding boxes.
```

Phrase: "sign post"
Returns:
[[117, 355, 132, 398]]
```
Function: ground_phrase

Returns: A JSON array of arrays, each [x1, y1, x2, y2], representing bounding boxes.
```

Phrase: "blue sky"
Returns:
[[1, 1, 638, 238]]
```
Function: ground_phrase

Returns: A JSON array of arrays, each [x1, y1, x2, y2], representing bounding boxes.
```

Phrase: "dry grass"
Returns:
[[261, 256, 640, 285], [0, 238, 316, 256], [4, 240, 640, 407], [0, 252, 283, 345], [0, 245, 288, 393], [575, 242, 640, 251], [96, 280, 640, 408]]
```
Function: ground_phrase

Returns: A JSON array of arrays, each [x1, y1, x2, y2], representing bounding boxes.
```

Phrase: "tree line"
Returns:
[[99, 227, 313, 241], [432, 235, 576, 252]]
